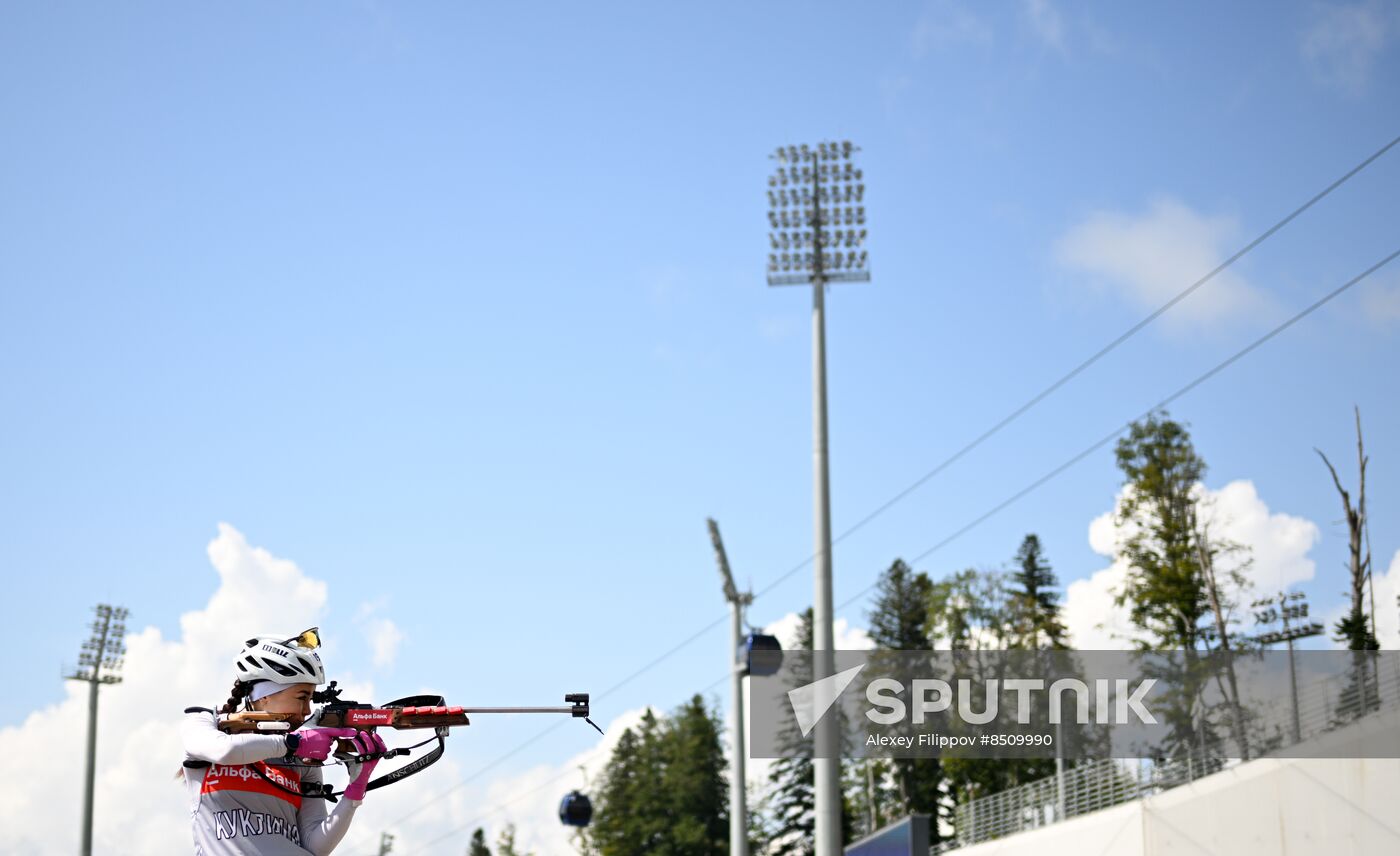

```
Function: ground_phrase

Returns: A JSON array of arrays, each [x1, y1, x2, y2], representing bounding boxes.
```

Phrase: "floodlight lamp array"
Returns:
[[70, 603, 130, 683], [766, 141, 869, 285]]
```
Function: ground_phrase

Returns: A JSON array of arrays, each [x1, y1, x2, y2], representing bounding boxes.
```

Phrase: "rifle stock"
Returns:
[[220, 702, 472, 755]]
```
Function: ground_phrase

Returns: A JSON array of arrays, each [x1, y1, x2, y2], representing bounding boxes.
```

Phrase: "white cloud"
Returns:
[[1023, 0, 1066, 52], [763, 611, 875, 652], [912, 0, 993, 55], [367, 618, 405, 668], [1301, 1, 1394, 96], [1202, 481, 1320, 593], [1063, 480, 1320, 648], [356, 600, 406, 669], [1062, 563, 1139, 650], [1055, 197, 1274, 328], [836, 617, 876, 650]]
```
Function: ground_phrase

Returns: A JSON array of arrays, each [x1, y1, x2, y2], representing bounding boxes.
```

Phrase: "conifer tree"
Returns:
[[586, 699, 731, 856], [496, 824, 531, 856], [866, 560, 944, 839], [660, 694, 730, 856], [927, 566, 1057, 809], [467, 828, 492, 856], [588, 710, 669, 856], [1113, 411, 1208, 648], [1010, 534, 1066, 649], [1113, 411, 1235, 759]]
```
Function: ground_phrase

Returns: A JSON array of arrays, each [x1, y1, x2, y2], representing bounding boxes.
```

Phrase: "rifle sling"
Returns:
[[244, 729, 450, 801]]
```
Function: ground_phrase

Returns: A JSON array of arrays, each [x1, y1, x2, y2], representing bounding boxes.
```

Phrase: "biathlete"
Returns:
[[180, 628, 386, 855]]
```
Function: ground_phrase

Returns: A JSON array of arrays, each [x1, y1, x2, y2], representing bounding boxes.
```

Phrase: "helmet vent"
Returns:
[[261, 658, 298, 678], [297, 656, 316, 675]]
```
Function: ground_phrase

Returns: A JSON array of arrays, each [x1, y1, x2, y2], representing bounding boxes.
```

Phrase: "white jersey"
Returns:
[[180, 710, 361, 856]]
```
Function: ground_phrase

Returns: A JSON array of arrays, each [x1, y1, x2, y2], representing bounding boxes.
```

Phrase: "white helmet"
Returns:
[[234, 628, 327, 686]]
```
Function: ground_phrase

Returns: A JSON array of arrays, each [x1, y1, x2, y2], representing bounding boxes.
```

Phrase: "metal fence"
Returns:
[[934, 654, 1400, 852]]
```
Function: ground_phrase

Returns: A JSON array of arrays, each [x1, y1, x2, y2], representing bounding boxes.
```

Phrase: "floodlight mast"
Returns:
[[707, 519, 752, 856], [67, 604, 128, 856], [1252, 591, 1323, 744], [766, 141, 868, 856]]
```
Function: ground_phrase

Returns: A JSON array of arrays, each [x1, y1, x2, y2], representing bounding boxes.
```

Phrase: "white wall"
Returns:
[[953, 720, 1400, 856]]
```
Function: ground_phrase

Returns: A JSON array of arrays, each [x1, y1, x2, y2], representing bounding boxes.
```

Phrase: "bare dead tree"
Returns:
[[1315, 406, 1376, 650], [1192, 512, 1252, 759]]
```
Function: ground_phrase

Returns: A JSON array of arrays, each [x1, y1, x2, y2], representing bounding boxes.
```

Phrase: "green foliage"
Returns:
[[586, 697, 729, 856], [865, 560, 945, 841], [1009, 534, 1067, 649], [495, 824, 531, 856], [587, 712, 666, 856], [869, 559, 935, 650], [766, 752, 816, 855], [1335, 609, 1379, 651], [843, 758, 896, 841], [663, 695, 731, 855], [1112, 412, 1254, 757], [1113, 411, 1209, 648], [927, 561, 1061, 813], [467, 828, 491, 856], [927, 568, 1012, 649]]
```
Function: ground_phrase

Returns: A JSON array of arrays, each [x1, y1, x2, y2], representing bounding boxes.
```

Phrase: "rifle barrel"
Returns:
[[459, 706, 575, 714]]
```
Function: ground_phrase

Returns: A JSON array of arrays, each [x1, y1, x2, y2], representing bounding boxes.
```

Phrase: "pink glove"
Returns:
[[343, 731, 387, 801], [292, 727, 358, 761]]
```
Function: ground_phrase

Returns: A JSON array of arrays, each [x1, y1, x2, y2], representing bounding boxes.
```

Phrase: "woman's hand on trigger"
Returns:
[[343, 731, 387, 801], [293, 727, 358, 761]]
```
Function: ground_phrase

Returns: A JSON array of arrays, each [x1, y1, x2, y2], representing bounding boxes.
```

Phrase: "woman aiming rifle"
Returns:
[[179, 628, 386, 855]]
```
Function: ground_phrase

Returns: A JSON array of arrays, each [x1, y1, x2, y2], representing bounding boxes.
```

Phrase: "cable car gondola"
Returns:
[[745, 633, 783, 677], [559, 790, 593, 827]]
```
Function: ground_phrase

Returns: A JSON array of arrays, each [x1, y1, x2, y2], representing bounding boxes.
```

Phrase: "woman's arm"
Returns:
[[295, 731, 385, 855], [180, 710, 291, 766], [296, 766, 361, 856]]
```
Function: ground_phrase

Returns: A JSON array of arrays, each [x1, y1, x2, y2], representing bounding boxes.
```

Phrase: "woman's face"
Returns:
[[252, 683, 316, 729]]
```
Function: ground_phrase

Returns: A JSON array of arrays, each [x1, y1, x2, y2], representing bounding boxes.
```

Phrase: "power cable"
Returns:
[[835, 247, 1400, 612]]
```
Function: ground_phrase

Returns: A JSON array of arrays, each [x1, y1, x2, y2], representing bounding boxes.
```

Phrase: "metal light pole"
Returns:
[[66, 603, 127, 856], [1252, 592, 1322, 744], [767, 141, 868, 856], [708, 518, 751, 856]]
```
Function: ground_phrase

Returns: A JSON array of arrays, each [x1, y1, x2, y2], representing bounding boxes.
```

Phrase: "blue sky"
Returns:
[[2, 0, 1398, 843]]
